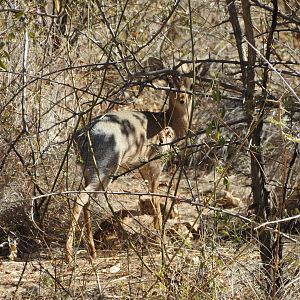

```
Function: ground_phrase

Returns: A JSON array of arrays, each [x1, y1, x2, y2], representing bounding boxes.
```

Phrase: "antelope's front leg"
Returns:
[[65, 192, 89, 263], [152, 196, 163, 231], [139, 163, 163, 231], [83, 203, 96, 259]]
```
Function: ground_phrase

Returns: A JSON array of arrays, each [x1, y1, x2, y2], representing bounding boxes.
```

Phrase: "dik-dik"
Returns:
[[65, 58, 192, 263]]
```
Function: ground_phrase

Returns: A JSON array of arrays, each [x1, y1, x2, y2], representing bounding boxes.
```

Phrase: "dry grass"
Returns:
[[0, 0, 300, 299]]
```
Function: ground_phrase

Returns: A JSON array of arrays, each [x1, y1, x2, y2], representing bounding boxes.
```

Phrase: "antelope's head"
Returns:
[[147, 57, 192, 118], [167, 73, 192, 118]]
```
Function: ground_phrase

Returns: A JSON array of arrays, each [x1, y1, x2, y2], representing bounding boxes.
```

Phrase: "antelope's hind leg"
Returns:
[[65, 183, 99, 263], [83, 201, 96, 259]]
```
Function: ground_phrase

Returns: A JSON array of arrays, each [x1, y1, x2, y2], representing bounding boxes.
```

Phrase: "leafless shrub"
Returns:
[[0, 0, 299, 298]]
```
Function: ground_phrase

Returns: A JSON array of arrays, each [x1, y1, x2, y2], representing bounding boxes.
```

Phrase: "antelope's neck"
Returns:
[[166, 107, 189, 138], [142, 108, 189, 139]]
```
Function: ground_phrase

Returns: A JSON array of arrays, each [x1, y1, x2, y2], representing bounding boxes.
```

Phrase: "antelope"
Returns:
[[65, 57, 192, 263]]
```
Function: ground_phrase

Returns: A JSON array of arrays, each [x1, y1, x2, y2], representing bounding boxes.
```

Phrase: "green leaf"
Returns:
[[216, 166, 224, 174], [3, 50, 10, 60], [206, 123, 213, 136], [219, 229, 229, 238], [0, 59, 7, 70], [8, 32, 16, 40], [220, 106, 226, 118], [29, 31, 35, 39], [212, 88, 221, 102], [215, 128, 221, 141], [15, 11, 24, 19], [215, 123, 221, 141], [223, 176, 230, 190]]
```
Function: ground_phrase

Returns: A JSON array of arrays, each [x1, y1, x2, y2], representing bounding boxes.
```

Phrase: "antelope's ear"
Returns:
[[147, 57, 165, 71], [182, 62, 210, 90], [196, 62, 210, 77]]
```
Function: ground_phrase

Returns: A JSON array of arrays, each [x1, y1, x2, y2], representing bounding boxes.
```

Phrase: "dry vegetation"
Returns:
[[0, 0, 300, 299]]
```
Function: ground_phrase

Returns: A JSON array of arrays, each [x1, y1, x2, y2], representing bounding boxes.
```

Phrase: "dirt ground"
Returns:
[[0, 171, 299, 299]]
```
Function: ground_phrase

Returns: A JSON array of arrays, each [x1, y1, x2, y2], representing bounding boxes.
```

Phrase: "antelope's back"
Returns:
[[73, 111, 152, 169]]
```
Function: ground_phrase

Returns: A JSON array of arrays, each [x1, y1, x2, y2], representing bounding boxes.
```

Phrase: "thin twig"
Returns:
[[245, 40, 300, 103], [30, 189, 297, 243], [254, 214, 300, 230]]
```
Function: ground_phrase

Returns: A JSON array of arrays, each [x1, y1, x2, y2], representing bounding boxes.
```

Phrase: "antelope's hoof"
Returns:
[[139, 197, 156, 215], [65, 252, 73, 264], [161, 203, 179, 219], [89, 250, 97, 259]]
